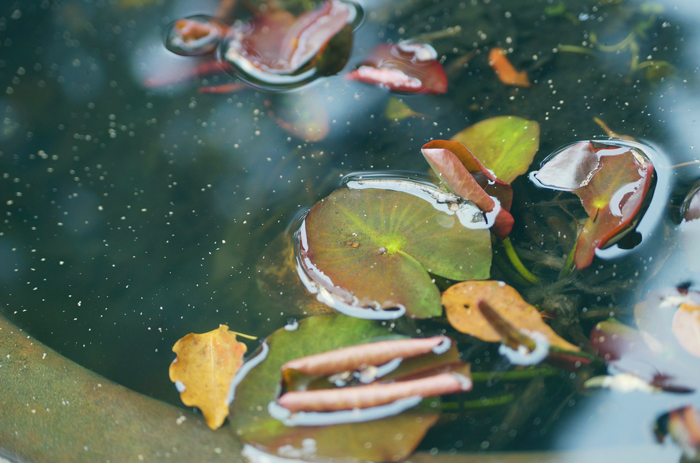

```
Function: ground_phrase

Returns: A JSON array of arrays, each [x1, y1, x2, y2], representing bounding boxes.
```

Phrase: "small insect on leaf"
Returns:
[[169, 325, 247, 430], [488, 48, 531, 87]]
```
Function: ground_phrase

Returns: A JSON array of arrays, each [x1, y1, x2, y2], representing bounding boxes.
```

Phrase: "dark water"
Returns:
[[1, 0, 700, 460]]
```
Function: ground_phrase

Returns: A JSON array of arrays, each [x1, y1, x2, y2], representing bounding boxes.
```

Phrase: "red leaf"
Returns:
[[346, 42, 448, 94], [422, 140, 514, 238]]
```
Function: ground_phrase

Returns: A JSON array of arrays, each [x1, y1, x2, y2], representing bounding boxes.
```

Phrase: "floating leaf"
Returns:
[[488, 48, 531, 87], [655, 406, 700, 459], [220, 0, 355, 89], [229, 315, 444, 462], [346, 42, 448, 94], [169, 325, 247, 430], [299, 180, 492, 318], [442, 280, 579, 351], [532, 141, 654, 269], [384, 97, 425, 120], [267, 90, 330, 142], [164, 16, 226, 57], [421, 139, 514, 238], [450, 116, 540, 184]]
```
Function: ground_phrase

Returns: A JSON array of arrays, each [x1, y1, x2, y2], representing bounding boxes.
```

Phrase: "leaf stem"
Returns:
[[471, 366, 560, 382], [440, 392, 515, 411], [558, 243, 576, 280], [500, 237, 540, 284]]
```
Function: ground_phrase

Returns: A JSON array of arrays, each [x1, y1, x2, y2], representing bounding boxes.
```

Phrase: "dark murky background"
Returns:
[[1, 0, 700, 459]]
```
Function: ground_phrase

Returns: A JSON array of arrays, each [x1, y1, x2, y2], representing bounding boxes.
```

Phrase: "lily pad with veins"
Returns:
[[299, 181, 492, 318]]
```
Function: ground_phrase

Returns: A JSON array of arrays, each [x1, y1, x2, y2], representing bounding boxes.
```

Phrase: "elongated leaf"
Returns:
[[229, 315, 441, 462], [169, 325, 247, 429], [301, 185, 492, 318], [346, 42, 447, 94], [422, 140, 514, 238], [442, 281, 579, 351], [450, 116, 540, 184]]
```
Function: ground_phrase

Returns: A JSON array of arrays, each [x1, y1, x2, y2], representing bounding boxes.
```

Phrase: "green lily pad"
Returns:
[[299, 179, 492, 318], [229, 315, 442, 462], [450, 116, 540, 184]]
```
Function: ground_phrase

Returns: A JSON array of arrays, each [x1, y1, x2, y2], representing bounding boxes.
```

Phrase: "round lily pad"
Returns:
[[299, 180, 492, 318]]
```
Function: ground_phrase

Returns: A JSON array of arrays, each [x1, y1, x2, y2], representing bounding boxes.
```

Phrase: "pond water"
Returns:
[[1, 0, 700, 461]]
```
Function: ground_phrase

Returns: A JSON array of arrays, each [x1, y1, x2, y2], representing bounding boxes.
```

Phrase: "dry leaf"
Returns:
[[488, 48, 531, 87], [169, 325, 247, 430], [442, 281, 579, 351]]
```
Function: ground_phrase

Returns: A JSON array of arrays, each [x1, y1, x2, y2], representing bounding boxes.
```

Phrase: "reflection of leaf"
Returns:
[[301, 186, 492, 318], [346, 42, 448, 94], [442, 281, 579, 351], [169, 325, 247, 430], [654, 406, 700, 460], [450, 116, 540, 184], [532, 141, 654, 269], [229, 315, 441, 462], [672, 302, 700, 358], [488, 48, 531, 87], [422, 139, 514, 239]]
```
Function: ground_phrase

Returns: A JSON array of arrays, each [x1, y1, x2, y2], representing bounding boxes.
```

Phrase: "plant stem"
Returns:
[[558, 243, 577, 280], [500, 237, 540, 284], [471, 366, 560, 382], [440, 392, 515, 411]]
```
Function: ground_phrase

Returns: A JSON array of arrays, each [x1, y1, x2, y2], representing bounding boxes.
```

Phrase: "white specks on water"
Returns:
[[176, 415, 187, 425]]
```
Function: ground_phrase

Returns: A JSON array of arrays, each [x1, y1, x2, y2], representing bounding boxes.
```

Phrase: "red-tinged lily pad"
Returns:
[[450, 116, 540, 185], [532, 141, 655, 269], [228, 315, 448, 462], [346, 42, 447, 94], [220, 0, 356, 90], [421, 139, 514, 239], [298, 178, 492, 319]]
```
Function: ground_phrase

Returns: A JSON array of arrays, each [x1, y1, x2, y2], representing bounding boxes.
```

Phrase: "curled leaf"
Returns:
[[169, 325, 247, 430], [346, 42, 448, 94], [422, 139, 514, 239], [165, 16, 226, 56], [442, 280, 579, 351], [278, 370, 471, 412], [488, 48, 530, 87], [281, 336, 447, 376]]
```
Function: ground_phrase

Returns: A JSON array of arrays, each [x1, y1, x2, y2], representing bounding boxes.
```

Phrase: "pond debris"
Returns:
[[488, 48, 530, 87], [169, 325, 247, 430]]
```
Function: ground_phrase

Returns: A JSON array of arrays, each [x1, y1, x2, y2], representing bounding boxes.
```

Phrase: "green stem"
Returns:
[[440, 392, 515, 411], [500, 237, 540, 284], [558, 243, 577, 280], [471, 366, 560, 382]]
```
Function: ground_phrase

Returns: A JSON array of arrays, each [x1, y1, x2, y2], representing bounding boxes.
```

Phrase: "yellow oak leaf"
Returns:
[[169, 325, 247, 430]]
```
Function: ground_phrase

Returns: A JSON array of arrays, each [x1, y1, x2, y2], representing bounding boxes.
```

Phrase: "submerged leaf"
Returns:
[[346, 42, 448, 94], [450, 116, 540, 184], [300, 181, 492, 318], [422, 139, 514, 239], [229, 315, 444, 462], [384, 97, 425, 120], [488, 48, 531, 87], [267, 90, 330, 142], [169, 325, 247, 430], [532, 141, 654, 269], [442, 281, 579, 351]]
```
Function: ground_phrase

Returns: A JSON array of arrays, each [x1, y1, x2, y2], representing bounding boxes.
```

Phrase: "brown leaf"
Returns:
[[278, 367, 471, 412], [442, 281, 579, 351], [281, 336, 447, 377], [169, 325, 247, 430], [488, 48, 530, 87]]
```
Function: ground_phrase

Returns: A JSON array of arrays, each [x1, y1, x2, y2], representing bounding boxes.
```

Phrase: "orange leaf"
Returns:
[[442, 281, 579, 351], [488, 48, 531, 87], [672, 302, 700, 358], [169, 325, 247, 430]]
